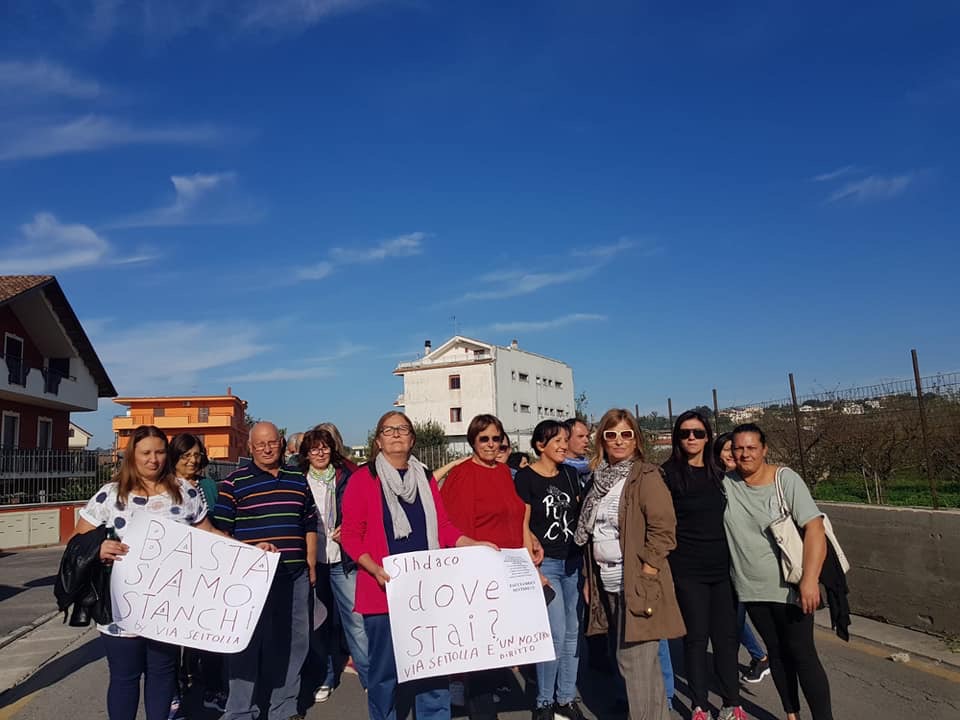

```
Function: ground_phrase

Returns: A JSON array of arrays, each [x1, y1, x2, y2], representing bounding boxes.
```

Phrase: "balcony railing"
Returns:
[[395, 351, 493, 371]]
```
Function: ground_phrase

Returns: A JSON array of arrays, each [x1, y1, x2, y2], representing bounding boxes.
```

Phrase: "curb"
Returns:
[[0, 610, 61, 652], [814, 613, 960, 671]]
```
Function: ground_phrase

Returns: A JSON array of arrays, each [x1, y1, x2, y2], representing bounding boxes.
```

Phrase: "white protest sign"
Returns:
[[110, 516, 279, 653], [384, 546, 555, 682]]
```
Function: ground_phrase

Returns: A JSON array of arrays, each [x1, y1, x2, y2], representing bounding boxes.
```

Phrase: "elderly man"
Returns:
[[284, 431, 304, 467], [214, 422, 318, 720]]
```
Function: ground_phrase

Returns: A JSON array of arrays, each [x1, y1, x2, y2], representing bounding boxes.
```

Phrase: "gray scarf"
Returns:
[[375, 453, 440, 550], [574, 458, 634, 546]]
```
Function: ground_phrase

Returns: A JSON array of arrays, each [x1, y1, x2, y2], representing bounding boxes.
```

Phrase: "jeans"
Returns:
[[673, 576, 741, 708], [746, 602, 833, 720], [329, 562, 370, 689], [658, 639, 674, 702], [536, 556, 581, 707], [225, 568, 311, 720], [364, 613, 451, 720], [102, 634, 179, 720], [737, 602, 766, 661]]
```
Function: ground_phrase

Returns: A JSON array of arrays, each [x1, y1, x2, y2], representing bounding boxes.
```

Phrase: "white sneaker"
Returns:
[[314, 685, 333, 703]]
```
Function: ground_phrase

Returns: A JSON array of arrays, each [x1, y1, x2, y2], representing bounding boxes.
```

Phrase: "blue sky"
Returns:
[[2, 0, 959, 447]]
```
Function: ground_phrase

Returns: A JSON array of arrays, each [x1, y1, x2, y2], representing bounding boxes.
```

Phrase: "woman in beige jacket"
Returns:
[[575, 408, 685, 720]]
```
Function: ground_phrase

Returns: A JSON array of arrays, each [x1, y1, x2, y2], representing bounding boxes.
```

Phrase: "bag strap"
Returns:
[[774, 467, 790, 517]]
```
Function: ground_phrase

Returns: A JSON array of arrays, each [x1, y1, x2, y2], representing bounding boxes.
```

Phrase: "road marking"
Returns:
[[817, 627, 960, 683]]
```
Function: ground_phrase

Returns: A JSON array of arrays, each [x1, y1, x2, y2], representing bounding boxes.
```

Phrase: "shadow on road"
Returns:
[[0, 635, 104, 710]]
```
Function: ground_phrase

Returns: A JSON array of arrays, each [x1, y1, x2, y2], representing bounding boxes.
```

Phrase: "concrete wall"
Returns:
[[822, 502, 960, 636]]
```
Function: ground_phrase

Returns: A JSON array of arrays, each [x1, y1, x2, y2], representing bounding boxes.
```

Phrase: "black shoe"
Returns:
[[741, 655, 771, 683], [532, 706, 555, 720], [554, 700, 587, 720]]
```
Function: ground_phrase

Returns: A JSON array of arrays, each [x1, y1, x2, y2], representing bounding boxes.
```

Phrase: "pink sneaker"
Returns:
[[692, 708, 710, 720], [718, 706, 749, 720]]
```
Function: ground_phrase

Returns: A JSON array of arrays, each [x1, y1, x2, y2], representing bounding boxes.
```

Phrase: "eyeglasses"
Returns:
[[308, 446, 331, 456], [678, 428, 707, 440], [602, 429, 635, 441], [478, 435, 502, 445], [252, 440, 282, 451], [380, 425, 412, 437], [180, 452, 202, 462], [498, 445, 510, 452]]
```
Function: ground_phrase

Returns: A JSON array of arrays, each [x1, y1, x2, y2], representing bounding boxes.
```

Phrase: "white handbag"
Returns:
[[767, 467, 849, 585]]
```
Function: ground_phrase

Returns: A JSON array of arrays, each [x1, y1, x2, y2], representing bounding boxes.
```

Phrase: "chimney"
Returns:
[[226, 386, 232, 396], [424, 340, 432, 356], [510, 339, 519, 350]]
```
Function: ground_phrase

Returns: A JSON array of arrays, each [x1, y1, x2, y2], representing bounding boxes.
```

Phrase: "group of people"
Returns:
[[72, 406, 837, 720]]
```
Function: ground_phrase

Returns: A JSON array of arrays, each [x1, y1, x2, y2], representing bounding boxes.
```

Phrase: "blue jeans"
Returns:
[[330, 563, 370, 689], [738, 602, 766, 661], [102, 634, 179, 720], [225, 569, 311, 720], [659, 639, 674, 702], [364, 613, 451, 720], [536, 556, 581, 707]]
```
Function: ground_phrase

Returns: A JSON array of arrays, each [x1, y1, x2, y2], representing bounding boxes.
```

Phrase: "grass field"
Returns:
[[811, 470, 960, 508]]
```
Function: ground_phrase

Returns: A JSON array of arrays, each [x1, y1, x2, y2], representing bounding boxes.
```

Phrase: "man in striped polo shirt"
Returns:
[[214, 422, 318, 720]]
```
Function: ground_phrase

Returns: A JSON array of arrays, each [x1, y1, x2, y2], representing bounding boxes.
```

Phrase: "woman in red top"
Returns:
[[441, 414, 536, 720]]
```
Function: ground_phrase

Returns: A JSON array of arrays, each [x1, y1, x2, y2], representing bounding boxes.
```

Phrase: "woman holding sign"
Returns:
[[341, 411, 495, 720], [73, 425, 240, 720], [574, 409, 685, 720], [514, 420, 584, 720]]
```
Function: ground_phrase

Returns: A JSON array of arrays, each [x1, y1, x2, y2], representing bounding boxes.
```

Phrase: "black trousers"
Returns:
[[673, 575, 741, 708], [746, 602, 833, 720]]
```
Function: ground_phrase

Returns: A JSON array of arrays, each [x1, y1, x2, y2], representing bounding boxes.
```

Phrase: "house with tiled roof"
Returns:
[[1, 275, 116, 451]]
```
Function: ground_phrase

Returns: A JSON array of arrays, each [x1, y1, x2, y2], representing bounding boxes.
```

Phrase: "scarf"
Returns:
[[375, 453, 440, 550], [574, 458, 634, 546]]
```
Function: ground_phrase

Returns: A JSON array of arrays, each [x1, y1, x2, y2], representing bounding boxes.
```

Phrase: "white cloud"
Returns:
[[828, 173, 915, 203], [303, 341, 370, 364], [461, 268, 589, 301], [297, 262, 334, 280], [241, 0, 386, 30], [489, 314, 607, 334], [0, 115, 223, 161], [92, 321, 269, 394], [296, 232, 426, 282], [812, 165, 858, 182], [572, 238, 635, 258], [330, 232, 425, 263], [0, 60, 103, 100], [106, 171, 260, 228], [225, 367, 335, 382], [0, 213, 152, 273]]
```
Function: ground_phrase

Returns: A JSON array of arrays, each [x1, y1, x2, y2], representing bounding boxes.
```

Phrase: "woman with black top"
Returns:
[[661, 411, 746, 720], [514, 420, 584, 720]]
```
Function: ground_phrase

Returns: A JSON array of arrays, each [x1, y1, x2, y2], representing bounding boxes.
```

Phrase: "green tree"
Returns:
[[575, 391, 589, 421], [413, 419, 447, 451]]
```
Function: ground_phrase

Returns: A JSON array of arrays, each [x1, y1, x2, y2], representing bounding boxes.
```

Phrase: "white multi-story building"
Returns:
[[393, 336, 575, 450]]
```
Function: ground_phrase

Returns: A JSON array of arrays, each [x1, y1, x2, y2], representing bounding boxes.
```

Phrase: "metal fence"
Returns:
[[657, 350, 960, 508], [0, 448, 113, 505]]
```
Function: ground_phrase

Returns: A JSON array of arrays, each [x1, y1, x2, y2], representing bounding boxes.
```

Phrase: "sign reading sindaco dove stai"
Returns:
[[110, 516, 279, 652], [384, 546, 555, 682]]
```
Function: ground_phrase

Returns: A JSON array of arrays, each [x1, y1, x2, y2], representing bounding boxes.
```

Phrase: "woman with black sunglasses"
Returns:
[[661, 411, 745, 720]]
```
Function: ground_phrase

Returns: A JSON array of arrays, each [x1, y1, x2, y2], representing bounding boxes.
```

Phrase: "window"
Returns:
[[536, 376, 541, 385], [1, 412, 19, 448], [69, 427, 75, 438], [473, 349, 484, 359], [538, 406, 543, 416], [154, 407, 165, 417], [4, 334, 25, 386], [450, 407, 463, 423], [511, 371, 516, 381], [198, 407, 210, 423], [518, 373, 529, 383], [37, 418, 53, 450], [513, 402, 518, 412], [556, 381, 563, 390], [448, 375, 461, 390], [520, 404, 530, 414]]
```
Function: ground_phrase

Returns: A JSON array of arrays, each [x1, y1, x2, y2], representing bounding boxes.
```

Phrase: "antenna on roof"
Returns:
[[450, 315, 459, 336]]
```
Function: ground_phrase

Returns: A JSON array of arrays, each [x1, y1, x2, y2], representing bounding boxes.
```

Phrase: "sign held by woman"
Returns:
[[109, 516, 279, 652], [384, 545, 555, 682]]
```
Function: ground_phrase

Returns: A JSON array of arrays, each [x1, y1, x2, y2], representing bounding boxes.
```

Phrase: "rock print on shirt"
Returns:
[[543, 484, 574, 542]]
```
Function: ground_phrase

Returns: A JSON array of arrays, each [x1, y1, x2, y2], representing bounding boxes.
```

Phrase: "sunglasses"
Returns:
[[498, 444, 510, 452], [478, 434, 503, 445], [678, 428, 708, 440], [602, 429, 635, 441]]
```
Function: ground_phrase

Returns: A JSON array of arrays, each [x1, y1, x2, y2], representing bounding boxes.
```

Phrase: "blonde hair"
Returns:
[[589, 408, 644, 470]]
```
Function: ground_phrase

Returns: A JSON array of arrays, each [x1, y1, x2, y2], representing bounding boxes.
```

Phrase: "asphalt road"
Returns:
[[1, 546, 958, 719], [0, 547, 63, 636]]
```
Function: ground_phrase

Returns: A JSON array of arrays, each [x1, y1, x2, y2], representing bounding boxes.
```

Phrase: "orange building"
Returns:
[[112, 392, 248, 461]]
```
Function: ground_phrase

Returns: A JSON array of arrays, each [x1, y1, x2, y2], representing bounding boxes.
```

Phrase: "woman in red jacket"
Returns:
[[341, 411, 492, 720], [440, 414, 537, 720]]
